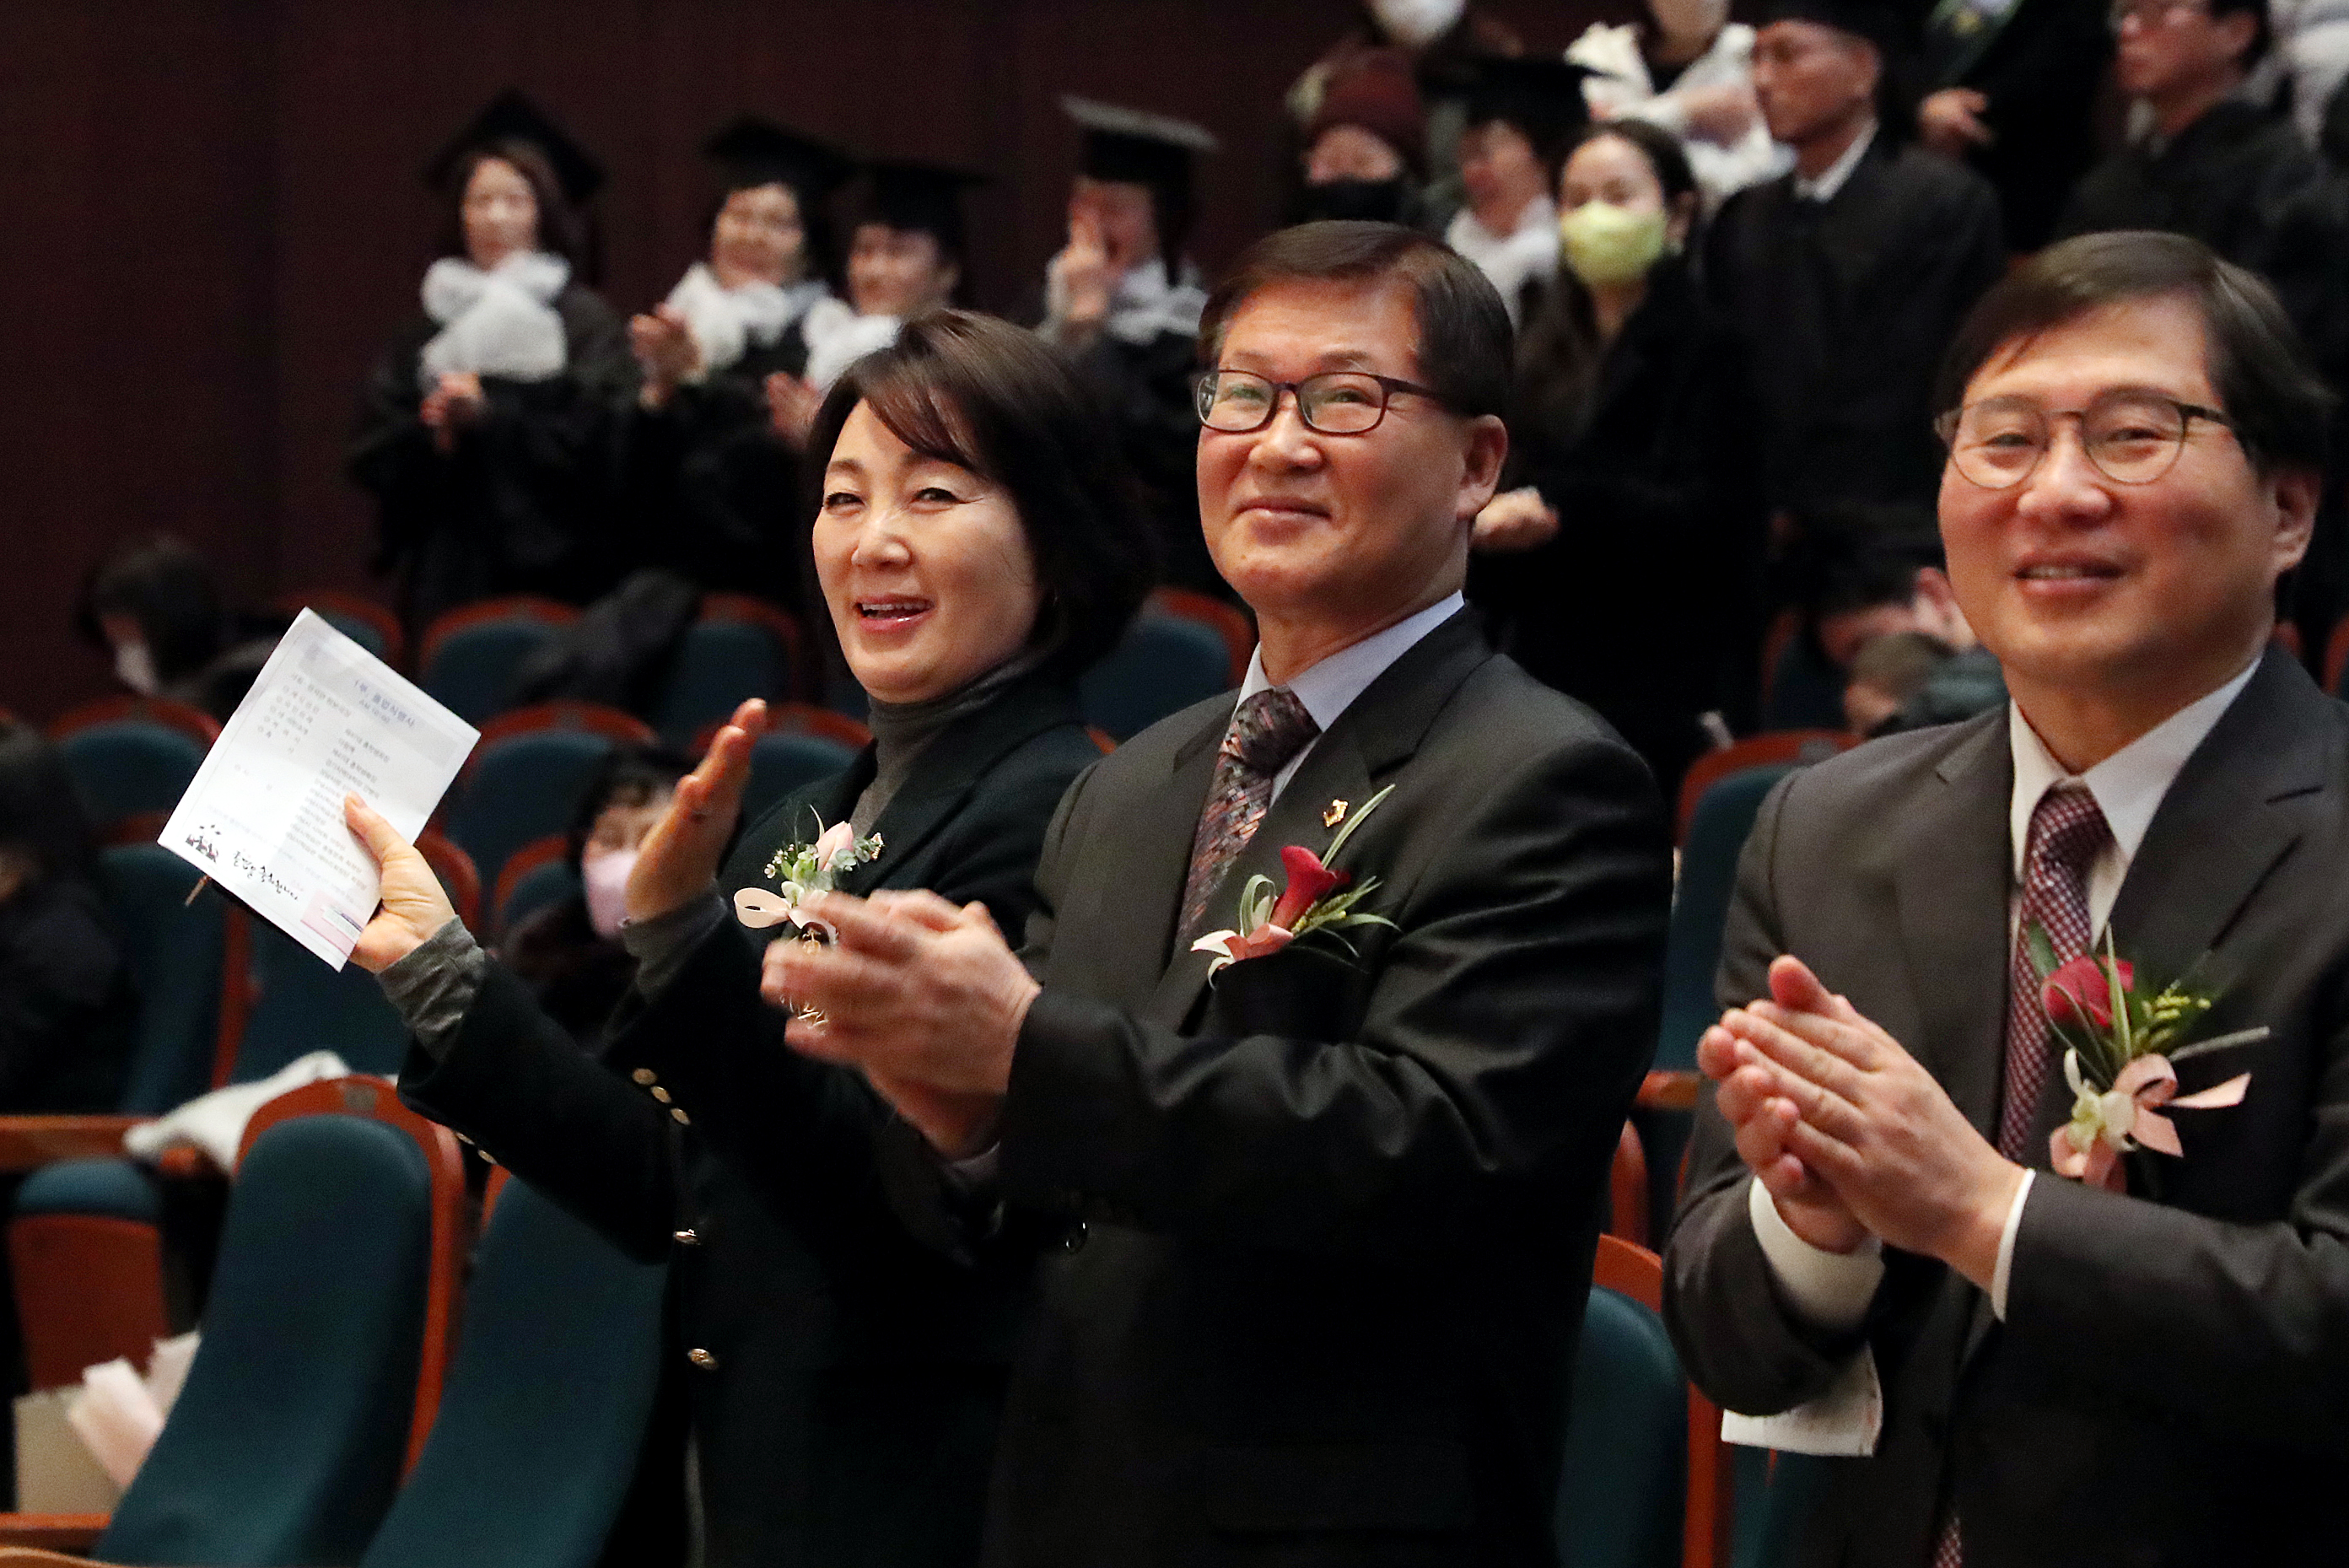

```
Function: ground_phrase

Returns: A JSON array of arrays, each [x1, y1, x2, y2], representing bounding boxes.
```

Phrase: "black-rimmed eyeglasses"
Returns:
[[1935, 391, 2234, 489], [1194, 369, 1451, 435]]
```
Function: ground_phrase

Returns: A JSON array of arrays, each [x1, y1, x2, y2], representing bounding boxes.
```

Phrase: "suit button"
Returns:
[[650, 1086, 673, 1103], [1061, 1221, 1088, 1253], [671, 1107, 692, 1125], [632, 1068, 656, 1086], [673, 1227, 700, 1247], [687, 1348, 719, 1371]]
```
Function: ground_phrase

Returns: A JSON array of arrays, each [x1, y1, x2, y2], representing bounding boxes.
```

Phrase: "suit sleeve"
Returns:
[[998, 731, 1670, 1259], [1662, 769, 1881, 1414], [397, 960, 680, 1261], [1999, 1036, 2349, 1452]]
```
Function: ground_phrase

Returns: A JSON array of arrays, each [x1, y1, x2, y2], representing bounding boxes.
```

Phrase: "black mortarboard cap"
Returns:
[[1463, 56, 1596, 146], [1759, 0, 1919, 58], [859, 160, 991, 256], [1060, 94, 1219, 194], [423, 89, 605, 206], [700, 117, 856, 202]]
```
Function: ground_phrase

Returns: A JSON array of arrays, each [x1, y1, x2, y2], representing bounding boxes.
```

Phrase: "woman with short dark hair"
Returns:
[[341, 309, 1152, 1567], [1468, 120, 1767, 797], [348, 94, 637, 633], [0, 723, 135, 1113]]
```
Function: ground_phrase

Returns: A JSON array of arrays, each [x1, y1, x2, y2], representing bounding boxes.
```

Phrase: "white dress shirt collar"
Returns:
[[1235, 592, 1466, 799], [1792, 120, 1876, 203], [2007, 657, 2260, 887]]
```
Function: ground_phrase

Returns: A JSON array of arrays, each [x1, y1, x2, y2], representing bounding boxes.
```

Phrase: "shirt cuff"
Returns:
[[1747, 1174, 1884, 1334], [378, 918, 488, 1061], [620, 888, 725, 1000], [1990, 1167, 2034, 1320]]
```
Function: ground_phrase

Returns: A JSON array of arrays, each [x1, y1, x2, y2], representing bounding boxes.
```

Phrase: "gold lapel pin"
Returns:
[[1323, 799, 1349, 829]]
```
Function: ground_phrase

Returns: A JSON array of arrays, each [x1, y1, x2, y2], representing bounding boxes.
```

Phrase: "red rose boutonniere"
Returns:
[[1192, 785, 1398, 978], [2026, 925, 2267, 1191]]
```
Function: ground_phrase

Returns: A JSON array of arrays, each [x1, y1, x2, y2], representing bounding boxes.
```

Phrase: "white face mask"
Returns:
[[1649, 0, 1730, 45], [1370, 0, 1465, 48], [113, 641, 159, 696], [581, 846, 639, 940]]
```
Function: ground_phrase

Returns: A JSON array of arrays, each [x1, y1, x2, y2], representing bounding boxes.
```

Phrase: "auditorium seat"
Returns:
[[357, 1171, 667, 1568], [1675, 732, 1852, 846], [1759, 624, 1847, 732], [417, 596, 581, 725], [274, 590, 406, 670], [439, 703, 656, 894], [1146, 587, 1254, 684], [649, 594, 806, 752], [1079, 612, 1234, 740], [1556, 1235, 1735, 1568], [493, 834, 577, 942], [0, 1078, 464, 1562], [47, 699, 219, 836]]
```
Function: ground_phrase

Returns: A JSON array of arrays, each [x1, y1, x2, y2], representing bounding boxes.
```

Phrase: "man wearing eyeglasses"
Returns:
[[2053, 0, 2319, 270], [762, 219, 1673, 1565], [1664, 229, 2346, 1566]]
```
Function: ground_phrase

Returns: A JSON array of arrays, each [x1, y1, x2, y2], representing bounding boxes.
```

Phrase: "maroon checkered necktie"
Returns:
[[1998, 784, 2113, 1160], [1177, 687, 1319, 939], [1936, 783, 2113, 1568]]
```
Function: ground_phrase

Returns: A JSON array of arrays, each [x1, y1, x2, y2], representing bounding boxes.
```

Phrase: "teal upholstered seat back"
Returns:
[[1557, 1283, 1686, 1568], [235, 923, 412, 1081], [1657, 764, 1799, 1075], [57, 722, 207, 830], [100, 1114, 434, 1565], [97, 843, 226, 1115], [1079, 612, 1233, 740], [360, 1178, 667, 1568]]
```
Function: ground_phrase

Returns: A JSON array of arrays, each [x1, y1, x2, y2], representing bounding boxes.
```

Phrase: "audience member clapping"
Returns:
[[1572, 0, 1792, 209]]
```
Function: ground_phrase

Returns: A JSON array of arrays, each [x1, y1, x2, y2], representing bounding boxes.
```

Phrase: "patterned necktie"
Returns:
[[1998, 784, 2114, 1159], [1177, 687, 1320, 939], [1937, 784, 2114, 1568]]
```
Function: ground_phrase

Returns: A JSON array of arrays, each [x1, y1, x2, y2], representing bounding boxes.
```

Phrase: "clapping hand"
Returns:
[[420, 372, 486, 453], [1919, 89, 1994, 158], [1705, 955, 2022, 1288], [1678, 81, 1760, 148], [628, 699, 767, 923], [630, 304, 703, 409], [1048, 206, 1118, 331], [766, 372, 822, 450], [762, 889, 1040, 1157], [1472, 487, 1561, 552]]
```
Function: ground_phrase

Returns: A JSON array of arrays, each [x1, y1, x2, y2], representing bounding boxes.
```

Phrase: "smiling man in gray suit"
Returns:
[[762, 221, 1673, 1566], [1665, 230, 2349, 1567]]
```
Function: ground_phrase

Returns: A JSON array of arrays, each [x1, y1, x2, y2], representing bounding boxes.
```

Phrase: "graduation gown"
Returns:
[[1468, 261, 1766, 797], [616, 329, 811, 612], [2054, 98, 2322, 272], [398, 673, 1097, 1568], [349, 283, 637, 631], [1705, 138, 2006, 512], [1924, 0, 2114, 251]]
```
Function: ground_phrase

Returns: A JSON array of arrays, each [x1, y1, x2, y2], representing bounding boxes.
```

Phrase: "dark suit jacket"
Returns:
[[2055, 98, 2322, 274], [400, 673, 1098, 1568], [1662, 651, 2349, 1568], [1926, 0, 2113, 251], [937, 611, 1671, 1567], [1706, 139, 2005, 511]]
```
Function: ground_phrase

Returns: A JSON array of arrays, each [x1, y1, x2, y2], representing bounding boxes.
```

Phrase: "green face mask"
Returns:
[[1559, 201, 1668, 288]]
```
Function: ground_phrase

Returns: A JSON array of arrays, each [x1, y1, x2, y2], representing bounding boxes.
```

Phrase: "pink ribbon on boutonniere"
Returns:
[[2050, 1050, 2252, 1192]]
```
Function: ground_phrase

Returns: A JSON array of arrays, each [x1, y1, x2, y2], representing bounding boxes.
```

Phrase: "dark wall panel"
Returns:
[[3, 0, 1624, 722]]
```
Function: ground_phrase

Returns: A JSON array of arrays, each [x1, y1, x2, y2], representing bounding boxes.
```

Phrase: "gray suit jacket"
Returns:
[[1662, 649, 2349, 1567]]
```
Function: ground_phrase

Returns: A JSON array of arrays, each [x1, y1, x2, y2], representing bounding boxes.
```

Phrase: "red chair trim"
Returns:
[[415, 828, 482, 932], [460, 702, 659, 784], [1676, 730, 1855, 846], [491, 834, 572, 940], [9, 1212, 171, 1393], [47, 697, 220, 749], [698, 593, 812, 702], [416, 595, 580, 673], [1148, 588, 1255, 686]]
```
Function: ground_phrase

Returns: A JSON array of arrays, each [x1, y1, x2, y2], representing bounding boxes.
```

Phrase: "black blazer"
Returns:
[[920, 612, 1671, 1567], [2055, 99, 2322, 275], [399, 673, 1099, 1568], [1662, 651, 2349, 1568], [1926, 0, 2112, 251], [1706, 140, 2005, 511], [1471, 261, 1768, 794]]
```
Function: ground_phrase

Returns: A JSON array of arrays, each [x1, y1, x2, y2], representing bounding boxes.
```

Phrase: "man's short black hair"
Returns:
[[1197, 220, 1515, 423], [1934, 229, 2330, 477]]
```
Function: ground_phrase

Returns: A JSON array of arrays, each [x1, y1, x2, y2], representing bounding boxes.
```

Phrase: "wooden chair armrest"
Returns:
[[1635, 1070, 1700, 1113], [0, 1119, 148, 1175], [0, 1511, 110, 1552]]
